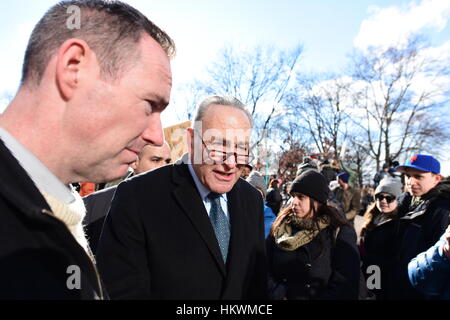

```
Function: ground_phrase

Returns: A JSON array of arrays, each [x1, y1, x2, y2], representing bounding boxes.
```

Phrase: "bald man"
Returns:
[[83, 143, 172, 253], [135, 142, 172, 175]]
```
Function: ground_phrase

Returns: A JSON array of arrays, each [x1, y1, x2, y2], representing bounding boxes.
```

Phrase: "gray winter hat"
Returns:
[[246, 171, 267, 197], [296, 158, 319, 177], [375, 177, 403, 198]]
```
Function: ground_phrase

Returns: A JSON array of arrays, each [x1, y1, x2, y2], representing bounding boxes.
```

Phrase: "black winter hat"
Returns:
[[290, 170, 329, 204]]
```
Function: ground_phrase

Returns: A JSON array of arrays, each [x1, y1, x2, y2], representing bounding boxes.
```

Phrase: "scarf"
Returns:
[[273, 213, 330, 251], [40, 189, 91, 257], [409, 196, 425, 211]]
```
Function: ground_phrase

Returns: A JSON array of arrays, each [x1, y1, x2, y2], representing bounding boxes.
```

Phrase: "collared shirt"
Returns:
[[187, 159, 229, 220], [0, 127, 75, 204]]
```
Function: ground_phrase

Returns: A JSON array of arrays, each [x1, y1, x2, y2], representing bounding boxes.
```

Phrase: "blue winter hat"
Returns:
[[396, 154, 440, 174], [337, 172, 350, 184]]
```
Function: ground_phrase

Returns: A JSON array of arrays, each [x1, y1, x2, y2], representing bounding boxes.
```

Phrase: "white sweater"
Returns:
[[40, 189, 91, 256]]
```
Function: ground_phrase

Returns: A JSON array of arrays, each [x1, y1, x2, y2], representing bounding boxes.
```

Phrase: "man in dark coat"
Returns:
[[266, 179, 283, 215], [0, 0, 175, 299], [96, 95, 267, 299], [333, 172, 361, 224], [0, 140, 103, 299], [83, 143, 172, 253], [373, 163, 391, 187], [320, 159, 339, 185], [390, 154, 450, 299]]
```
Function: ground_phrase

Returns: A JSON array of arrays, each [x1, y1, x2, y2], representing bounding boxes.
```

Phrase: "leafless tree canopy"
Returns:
[[349, 36, 450, 171], [183, 44, 303, 148], [176, 36, 449, 185]]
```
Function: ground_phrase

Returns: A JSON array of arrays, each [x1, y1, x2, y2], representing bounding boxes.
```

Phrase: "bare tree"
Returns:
[[286, 74, 353, 159], [171, 81, 206, 122], [349, 36, 450, 170], [182, 44, 303, 147], [341, 137, 372, 187], [272, 120, 313, 182]]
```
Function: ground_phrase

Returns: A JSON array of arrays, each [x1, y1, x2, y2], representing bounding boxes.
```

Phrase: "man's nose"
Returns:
[[223, 153, 238, 168], [142, 114, 164, 147]]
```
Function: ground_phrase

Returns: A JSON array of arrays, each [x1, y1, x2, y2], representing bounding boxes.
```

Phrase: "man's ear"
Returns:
[[55, 39, 93, 101]]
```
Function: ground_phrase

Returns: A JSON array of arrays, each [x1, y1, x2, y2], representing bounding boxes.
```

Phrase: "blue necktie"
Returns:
[[207, 192, 230, 263]]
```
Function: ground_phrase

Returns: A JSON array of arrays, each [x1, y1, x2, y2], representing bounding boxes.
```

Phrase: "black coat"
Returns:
[[0, 140, 104, 299], [267, 225, 360, 300], [83, 186, 118, 254], [359, 215, 398, 300], [266, 187, 282, 215], [96, 161, 267, 299], [389, 185, 450, 299], [320, 166, 339, 185]]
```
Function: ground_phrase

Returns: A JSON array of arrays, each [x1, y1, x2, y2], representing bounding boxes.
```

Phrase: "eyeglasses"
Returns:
[[196, 132, 254, 165], [375, 194, 396, 203]]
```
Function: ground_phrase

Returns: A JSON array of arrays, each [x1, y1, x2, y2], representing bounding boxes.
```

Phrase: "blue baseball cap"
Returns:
[[337, 172, 350, 183], [396, 154, 440, 174]]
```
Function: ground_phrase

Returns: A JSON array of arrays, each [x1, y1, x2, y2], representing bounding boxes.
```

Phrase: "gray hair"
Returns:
[[192, 95, 253, 132]]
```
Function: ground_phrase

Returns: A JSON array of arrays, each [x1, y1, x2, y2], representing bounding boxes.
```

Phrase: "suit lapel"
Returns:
[[172, 163, 227, 276]]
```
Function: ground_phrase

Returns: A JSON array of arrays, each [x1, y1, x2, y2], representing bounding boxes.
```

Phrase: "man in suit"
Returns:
[[96, 95, 267, 299], [83, 142, 172, 253]]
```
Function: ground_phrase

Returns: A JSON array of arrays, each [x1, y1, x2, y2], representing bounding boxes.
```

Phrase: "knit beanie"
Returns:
[[290, 170, 329, 204], [337, 172, 350, 184], [296, 158, 319, 177], [375, 177, 403, 198], [246, 171, 267, 197]]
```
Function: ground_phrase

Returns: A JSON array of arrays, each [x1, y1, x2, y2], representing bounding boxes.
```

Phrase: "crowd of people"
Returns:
[[247, 154, 450, 300], [0, 0, 448, 301]]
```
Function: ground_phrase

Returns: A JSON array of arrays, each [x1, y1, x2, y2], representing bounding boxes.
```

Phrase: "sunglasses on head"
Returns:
[[375, 194, 396, 203]]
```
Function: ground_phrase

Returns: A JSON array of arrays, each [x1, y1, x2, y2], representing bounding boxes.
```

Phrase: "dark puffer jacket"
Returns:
[[359, 212, 398, 300], [266, 187, 283, 215], [389, 181, 450, 299], [267, 225, 360, 300]]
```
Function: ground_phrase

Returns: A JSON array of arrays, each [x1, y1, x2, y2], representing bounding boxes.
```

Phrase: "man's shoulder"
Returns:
[[84, 185, 117, 201], [415, 183, 450, 215], [124, 163, 180, 185], [431, 181, 450, 204], [237, 178, 264, 202], [0, 139, 49, 214], [333, 186, 342, 196], [236, 177, 256, 191], [427, 196, 450, 217], [113, 163, 191, 201]]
